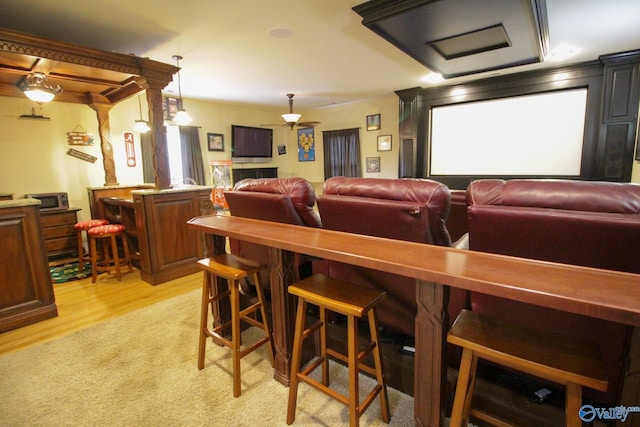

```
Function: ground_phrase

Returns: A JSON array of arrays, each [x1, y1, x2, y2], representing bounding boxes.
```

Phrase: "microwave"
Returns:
[[25, 192, 69, 211]]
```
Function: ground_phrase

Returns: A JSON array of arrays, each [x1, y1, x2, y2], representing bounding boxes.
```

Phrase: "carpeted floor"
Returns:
[[0, 289, 416, 426]]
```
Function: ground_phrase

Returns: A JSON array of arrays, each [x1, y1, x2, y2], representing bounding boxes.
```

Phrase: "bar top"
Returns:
[[0, 198, 40, 208], [188, 214, 640, 327]]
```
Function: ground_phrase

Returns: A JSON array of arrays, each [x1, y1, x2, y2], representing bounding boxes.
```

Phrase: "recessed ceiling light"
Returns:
[[269, 28, 293, 39], [424, 73, 444, 84], [546, 46, 577, 61]]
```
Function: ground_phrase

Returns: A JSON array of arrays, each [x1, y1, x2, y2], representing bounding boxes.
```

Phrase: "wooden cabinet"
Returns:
[[0, 201, 57, 332], [133, 187, 214, 285], [232, 167, 278, 185], [40, 208, 80, 259]]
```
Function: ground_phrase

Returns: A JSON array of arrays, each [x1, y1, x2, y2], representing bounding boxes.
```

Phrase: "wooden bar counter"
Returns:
[[89, 185, 214, 285], [187, 214, 640, 427], [0, 199, 57, 332]]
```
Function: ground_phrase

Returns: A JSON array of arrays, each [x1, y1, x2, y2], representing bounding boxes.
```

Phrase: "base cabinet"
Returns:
[[40, 208, 80, 259], [133, 188, 214, 285], [0, 202, 57, 332], [232, 167, 278, 185]]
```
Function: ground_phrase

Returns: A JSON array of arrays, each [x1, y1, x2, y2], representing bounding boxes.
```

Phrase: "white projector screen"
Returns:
[[430, 89, 587, 176]]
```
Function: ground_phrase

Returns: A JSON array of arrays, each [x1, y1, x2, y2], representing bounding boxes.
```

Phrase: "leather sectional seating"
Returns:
[[463, 178, 640, 406], [315, 176, 453, 339], [224, 177, 322, 284]]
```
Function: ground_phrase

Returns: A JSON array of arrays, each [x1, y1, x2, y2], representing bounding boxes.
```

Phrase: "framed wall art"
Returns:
[[366, 156, 381, 173], [207, 133, 224, 151], [298, 127, 315, 161], [366, 114, 381, 131], [377, 135, 392, 151]]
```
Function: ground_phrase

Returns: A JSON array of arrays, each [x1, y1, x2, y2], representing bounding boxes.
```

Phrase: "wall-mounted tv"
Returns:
[[231, 125, 273, 163]]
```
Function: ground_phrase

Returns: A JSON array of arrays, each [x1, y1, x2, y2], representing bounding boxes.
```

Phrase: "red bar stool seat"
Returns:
[[87, 224, 133, 283], [74, 219, 109, 271]]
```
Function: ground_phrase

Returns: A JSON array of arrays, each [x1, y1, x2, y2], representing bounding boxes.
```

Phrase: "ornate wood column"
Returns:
[[88, 98, 118, 186], [145, 86, 172, 189]]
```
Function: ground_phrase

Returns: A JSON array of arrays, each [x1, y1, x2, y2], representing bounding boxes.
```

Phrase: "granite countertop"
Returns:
[[0, 198, 40, 208], [131, 184, 212, 195]]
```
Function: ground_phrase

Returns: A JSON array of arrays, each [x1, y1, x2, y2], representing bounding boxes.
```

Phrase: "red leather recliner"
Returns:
[[224, 177, 322, 284], [464, 178, 640, 406], [315, 176, 453, 338]]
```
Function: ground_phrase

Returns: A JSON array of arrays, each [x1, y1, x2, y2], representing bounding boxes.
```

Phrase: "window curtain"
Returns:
[[322, 128, 361, 179], [140, 131, 155, 184], [179, 126, 205, 185]]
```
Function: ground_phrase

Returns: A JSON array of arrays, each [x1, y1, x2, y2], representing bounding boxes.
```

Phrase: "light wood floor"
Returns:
[[0, 268, 202, 356]]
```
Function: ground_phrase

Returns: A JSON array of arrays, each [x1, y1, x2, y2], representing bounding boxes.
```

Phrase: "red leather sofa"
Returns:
[[224, 177, 322, 283], [463, 178, 640, 406], [315, 176, 452, 338]]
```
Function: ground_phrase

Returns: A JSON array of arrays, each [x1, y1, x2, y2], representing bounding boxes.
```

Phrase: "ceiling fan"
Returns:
[[262, 94, 321, 130]]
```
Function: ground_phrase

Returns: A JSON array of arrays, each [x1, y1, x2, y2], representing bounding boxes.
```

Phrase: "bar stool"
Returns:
[[87, 224, 133, 283], [197, 254, 274, 398], [447, 309, 608, 427], [73, 219, 109, 271], [287, 274, 390, 427]]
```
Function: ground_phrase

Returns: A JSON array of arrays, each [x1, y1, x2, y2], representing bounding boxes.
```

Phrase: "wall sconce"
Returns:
[[134, 95, 150, 133], [17, 72, 63, 103]]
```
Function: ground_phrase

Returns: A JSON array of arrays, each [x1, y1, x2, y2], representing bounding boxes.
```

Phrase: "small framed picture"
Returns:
[[366, 114, 381, 131], [207, 133, 224, 152], [366, 156, 381, 173], [377, 135, 392, 151]]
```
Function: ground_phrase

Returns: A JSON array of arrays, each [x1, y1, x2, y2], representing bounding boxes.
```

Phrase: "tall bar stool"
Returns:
[[287, 274, 390, 427], [197, 254, 274, 398], [87, 224, 133, 283], [447, 309, 608, 427], [73, 219, 109, 271]]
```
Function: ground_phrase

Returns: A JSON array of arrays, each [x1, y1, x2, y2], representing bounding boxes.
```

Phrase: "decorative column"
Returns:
[[146, 86, 172, 189], [88, 99, 118, 186]]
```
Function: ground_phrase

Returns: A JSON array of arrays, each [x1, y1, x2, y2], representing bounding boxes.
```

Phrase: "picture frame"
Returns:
[[377, 135, 392, 151], [366, 113, 381, 131], [366, 156, 381, 173], [207, 133, 224, 152], [297, 127, 315, 161]]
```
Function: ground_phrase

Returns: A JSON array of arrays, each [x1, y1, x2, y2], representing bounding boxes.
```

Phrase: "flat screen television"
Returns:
[[231, 125, 273, 163]]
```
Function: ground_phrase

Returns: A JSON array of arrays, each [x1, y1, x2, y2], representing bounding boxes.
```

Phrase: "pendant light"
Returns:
[[171, 55, 192, 125], [134, 95, 151, 133]]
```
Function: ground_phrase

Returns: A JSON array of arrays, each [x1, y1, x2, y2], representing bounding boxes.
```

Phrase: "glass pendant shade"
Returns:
[[282, 113, 301, 123], [173, 109, 192, 125], [18, 72, 62, 103]]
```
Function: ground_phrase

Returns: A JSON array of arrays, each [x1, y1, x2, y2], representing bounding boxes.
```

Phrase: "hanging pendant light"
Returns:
[[17, 72, 63, 103], [134, 94, 151, 133], [172, 55, 192, 125]]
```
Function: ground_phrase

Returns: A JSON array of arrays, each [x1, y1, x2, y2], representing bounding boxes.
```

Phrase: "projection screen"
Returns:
[[430, 88, 588, 176]]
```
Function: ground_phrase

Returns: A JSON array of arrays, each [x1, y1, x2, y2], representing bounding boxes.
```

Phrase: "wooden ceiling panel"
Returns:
[[0, 27, 178, 105]]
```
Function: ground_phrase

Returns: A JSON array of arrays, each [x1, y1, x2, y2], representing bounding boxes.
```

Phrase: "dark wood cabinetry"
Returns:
[[232, 167, 278, 185], [133, 188, 214, 285], [40, 208, 80, 259], [0, 201, 57, 332]]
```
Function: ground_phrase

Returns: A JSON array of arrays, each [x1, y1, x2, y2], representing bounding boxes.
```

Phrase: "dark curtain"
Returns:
[[140, 131, 155, 184], [322, 128, 361, 179], [179, 126, 205, 185]]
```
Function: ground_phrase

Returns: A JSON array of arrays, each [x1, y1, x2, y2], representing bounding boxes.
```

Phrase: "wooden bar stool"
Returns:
[[87, 224, 133, 283], [287, 274, 390, 427], [197, 254, 274, 398], [73, 219, 109, 271], [447, 309, 608, 427]]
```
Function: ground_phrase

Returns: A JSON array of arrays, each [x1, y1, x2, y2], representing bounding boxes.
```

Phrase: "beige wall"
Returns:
[[0, 92, 399, 219], [0, 92, 638, 222]]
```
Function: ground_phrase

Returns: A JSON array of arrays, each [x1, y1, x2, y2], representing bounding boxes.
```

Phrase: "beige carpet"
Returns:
[[0, 289, 415, 426]]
